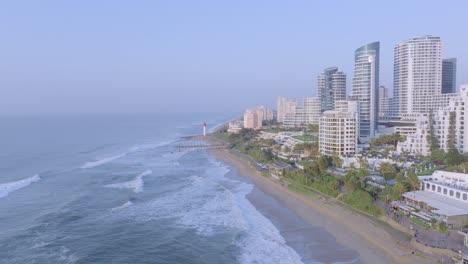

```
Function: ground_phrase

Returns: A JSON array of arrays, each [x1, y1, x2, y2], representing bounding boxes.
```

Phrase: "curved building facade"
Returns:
[[352, 42, 380, 139]]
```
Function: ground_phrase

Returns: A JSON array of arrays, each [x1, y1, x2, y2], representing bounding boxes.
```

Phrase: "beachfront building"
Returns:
[[284, 105, 304, 128], [243, 108, 263, 130], [402, 171, 468, 229], [352, 42, 380, 140], [319, 102, 359, 157], [393, 36, 443, 116], [283, 97, 321, 128], [304, 97, 321, 125], [433, 85, 468, 153], [397, 84, 468, 155], [442, 58, 457, 94], [227, 120, 244, 134], [396, 114, 430, 155], [277, 96, 287, 123], [318, 67, 347, 112]]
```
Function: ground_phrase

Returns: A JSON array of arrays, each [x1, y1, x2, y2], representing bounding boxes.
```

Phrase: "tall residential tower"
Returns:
[[352, 42, 380, 139], [393, 36, 442, 115], [276, 96, 287, 123], [317, 67, 346, 112]]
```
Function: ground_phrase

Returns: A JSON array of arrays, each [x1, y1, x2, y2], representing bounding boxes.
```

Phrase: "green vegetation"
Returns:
[[287, 183, 317, 196], [237, 143, 273, 163], [430, 148, 445, 164], [379, 162, 398, 180], [331, 152, 343, 169], [370, 133, 406, 148], [307, 124, 319, 133], [294, 142, 319, 158], [446, 111, 464, 166], [339, 190, 384, 216], [213, 131, 231, 142], [292, 134, 317, 142], [262, 128, 281, 134], [409, 216, 431, 229], [427, 108, 439, 151], [438, 222, 448, 233], [285, 158, 340, 197]]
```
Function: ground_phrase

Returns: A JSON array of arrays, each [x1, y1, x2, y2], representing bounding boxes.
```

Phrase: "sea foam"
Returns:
[[81, 154, 126, 169], [104, 170, 152, 193], [0, 175, 41, 199], [110, 160, 304, 264], [111, 201, 134, 212], [81, 139, 178, 169]]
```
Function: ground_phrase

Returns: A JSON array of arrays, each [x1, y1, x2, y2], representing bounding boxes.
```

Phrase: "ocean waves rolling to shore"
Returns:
[[0, 113, 357, 264]]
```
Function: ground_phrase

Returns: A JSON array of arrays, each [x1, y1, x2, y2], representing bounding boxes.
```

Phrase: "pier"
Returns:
[[176, 134, 226, 151]]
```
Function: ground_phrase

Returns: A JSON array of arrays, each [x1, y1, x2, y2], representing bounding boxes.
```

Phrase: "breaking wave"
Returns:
[[104, 170, 152, 193], [0, 174, 41, 199], [110, 161, 304, 264]]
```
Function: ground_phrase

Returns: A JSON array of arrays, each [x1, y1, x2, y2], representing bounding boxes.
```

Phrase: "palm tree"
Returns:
[[406, 169, 420, 198]]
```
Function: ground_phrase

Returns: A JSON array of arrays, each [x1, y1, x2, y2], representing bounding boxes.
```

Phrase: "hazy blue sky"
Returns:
[[0, 0, 467, 114]]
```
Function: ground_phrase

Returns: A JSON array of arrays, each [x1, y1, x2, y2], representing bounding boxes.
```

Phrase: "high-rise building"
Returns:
[[442, 58, 457, 94], [393, 36, 442, 116], [259, 106, 274, 121], [352, 42, 380, 139], [319, 101, 359, 157], [276, 96, 287, 123], [243, 108, 263, 130], [379, 86, 391, 118], [317, 67, 346, 112], [286, 100, 297, 115], [283, 97, 320, 128], [304, 97, 321, 125]]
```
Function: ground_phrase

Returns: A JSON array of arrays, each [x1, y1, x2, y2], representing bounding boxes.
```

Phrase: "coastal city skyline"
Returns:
[[3, 1, 468, 263], [0, 1, 467, 114]]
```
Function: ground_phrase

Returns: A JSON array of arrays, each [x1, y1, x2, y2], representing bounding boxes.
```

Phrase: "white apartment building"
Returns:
[[402, 171, 468, 229], [393, 36, 443, 116], [283, 97, 321, 128], [433, 85, 468, 153], [379, 86, 391, 118], [319, 103, 358, 157], [397, 84, 468, 155], [276, 96, 287, 123], [304, 97, 321, 125], [284, 105, 305, 128], [396, 114, 430, 155]]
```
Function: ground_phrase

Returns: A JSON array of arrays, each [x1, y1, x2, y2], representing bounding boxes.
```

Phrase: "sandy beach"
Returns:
[[207, 141, 437, 264]]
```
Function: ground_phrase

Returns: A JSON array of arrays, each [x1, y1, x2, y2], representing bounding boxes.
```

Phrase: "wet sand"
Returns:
[[208, 145, 434, 264]]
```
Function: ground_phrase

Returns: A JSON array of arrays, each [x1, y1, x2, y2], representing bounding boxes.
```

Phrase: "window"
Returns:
[[464, 194, 467, 201], [443, 188, 447, 195], [456, 192, 461, 199], [432, 185, 436, 191], [450, 190, 454, 196], [437, 186, 441, 193]]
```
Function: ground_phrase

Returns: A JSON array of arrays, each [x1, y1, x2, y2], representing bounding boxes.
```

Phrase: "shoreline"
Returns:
[[205, 136, 436, 264]]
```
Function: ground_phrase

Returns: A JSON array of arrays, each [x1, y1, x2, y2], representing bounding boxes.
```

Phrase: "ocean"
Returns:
[[0, 113, 358, 264]]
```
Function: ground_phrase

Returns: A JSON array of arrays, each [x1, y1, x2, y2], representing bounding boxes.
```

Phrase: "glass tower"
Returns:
[[317, 67, 346, 112], [352, 42, 380, 139]]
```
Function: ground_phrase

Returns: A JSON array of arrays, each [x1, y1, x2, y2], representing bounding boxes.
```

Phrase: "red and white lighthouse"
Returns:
[[203, 121, 207, 136]]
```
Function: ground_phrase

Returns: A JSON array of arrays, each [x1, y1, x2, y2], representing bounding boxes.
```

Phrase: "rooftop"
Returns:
[[403, 191, 468, 217]]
